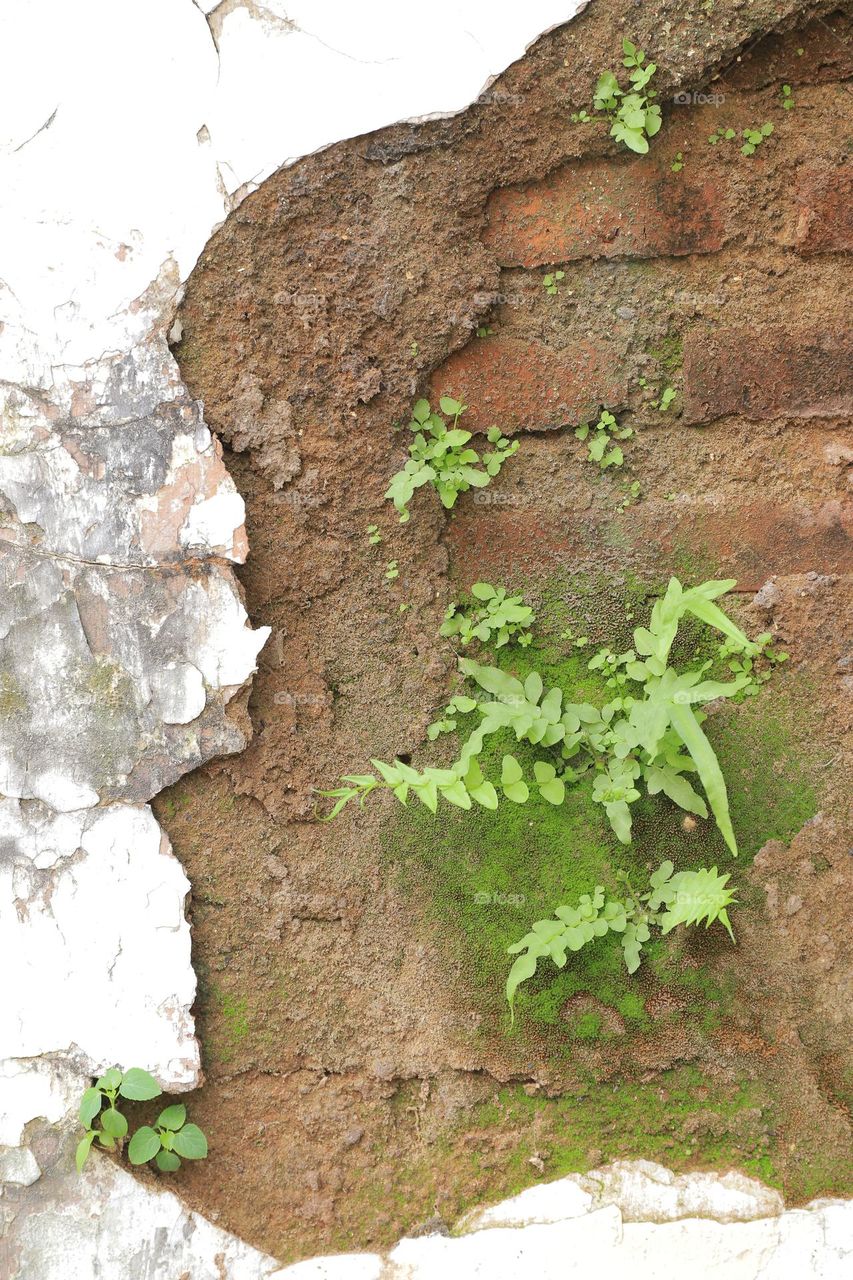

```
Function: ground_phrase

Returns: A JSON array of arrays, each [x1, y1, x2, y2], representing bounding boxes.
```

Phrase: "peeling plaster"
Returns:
[[1, 0, 850, 1275]]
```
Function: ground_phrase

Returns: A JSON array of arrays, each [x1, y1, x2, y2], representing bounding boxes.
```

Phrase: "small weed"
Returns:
[[543, 270, 565, 296], [617, 480, 642, 512], [385, 397, 518, 523], [476, 325, 494, 338], [655, 386, 677, 412], [76, 1068, 208, 1176], [671, 151, 685, 172], [781, 84, 795, 110], [708, 127, 736, 145], [367, 524, 382, 546], [440, 582, 535, 650], [410, 341, 419, 357], [590, 39, 662, 155], [575, 409, 633, 469], [385, 560, 399, 581], [570, 108, 592, 124], [741, 123, 774, 156]]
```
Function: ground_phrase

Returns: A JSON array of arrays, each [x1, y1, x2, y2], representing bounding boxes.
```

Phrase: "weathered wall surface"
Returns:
[[0, 0, 850, 1276]]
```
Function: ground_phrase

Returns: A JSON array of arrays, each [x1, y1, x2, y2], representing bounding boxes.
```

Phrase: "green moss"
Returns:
[[648, 332, 684, 374], [572, 1011, 603, 1040]]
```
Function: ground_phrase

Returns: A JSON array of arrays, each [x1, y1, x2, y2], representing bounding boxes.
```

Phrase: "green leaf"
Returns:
[[95, 1068, 122, 1092], [79, 1087, 102, 1128], [127, 1126, 162, 1166], [100, 1108, 128, 1138], [171, 1124, 208, 1160], [412, 399, 431, 423], [501, 755, 523, 784], [119, 1068, 161, 1101], [75, 1131, 96, 1172], [156, 1104, 187, 1132], [669, 702, 738, 855], [155, 1150, 182, 1172], [439, 396, 463, 417]]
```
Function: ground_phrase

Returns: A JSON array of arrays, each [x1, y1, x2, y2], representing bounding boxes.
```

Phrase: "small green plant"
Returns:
[[671, 151, 685, 172], [427, 692, 480, 741], [476, 324, 494, 338], [576, 409, 633, 469], [655, 386, 676, 412], [385, 560, 399, 580], [617, 479, 642, 512], [708, 127, 736, 145], [76, 1068, 207, 1176], [367, 524, 382, 545], [128, 1105, 209, 1172], [570, 108, 592, 124], [741, 122, 774, 156], [781, 84, 795, 110], [76, 1067, 161, 1171], [591, 39, 662, 154], [385, 397, 518, 523], [410, 341, 419, 357], [543, 270, 565, 296], [506, 861, 736, 1011], [440, 582, 535, 650], [320, 577, 769, 854]]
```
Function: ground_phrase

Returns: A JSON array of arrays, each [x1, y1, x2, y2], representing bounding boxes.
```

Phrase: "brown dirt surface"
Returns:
[[157, 0, 853, 1264]]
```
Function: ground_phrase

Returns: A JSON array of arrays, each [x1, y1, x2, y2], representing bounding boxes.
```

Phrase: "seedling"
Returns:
[[655, 386, 676, 412], [708, 127, 736, 145], [385, 560, 399, 580], [741, 122, 773, 156], [440, 582, 535, 650], [570, 108, 592, 123], [589, 39, 662, 154], [781, 84, 795, 110], [320, 576, 768, 857], [543, 270, 565, 296], [559, 627, 589, 648], [384, 397, 518, 522], [617, 479, 642, 512], [76, 1067, 161, 1171], [476, 325, 494, 338], [671, 151, 685, 172], [128, 1105, 208, 1172], [506, 861, 736, 1012], [410, 341, 419, 357], [575, 409, 633, 469], [367, 524, 382, 545]]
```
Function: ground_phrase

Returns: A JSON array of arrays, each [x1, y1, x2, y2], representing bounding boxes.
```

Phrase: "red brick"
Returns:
[[430, 336, 625, 432], [683, 328, 853, 424], [484, 154, 729, 267], [718, 13, 853, 92], [795, 162, 853, 255]]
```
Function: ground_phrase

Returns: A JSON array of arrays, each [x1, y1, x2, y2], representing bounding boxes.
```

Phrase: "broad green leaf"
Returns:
[[506, 951, 538, 1012], [471, 582, 496, 600], [412, 399, 431, 423], [127, 1126, 162, 1165], [100, 1108, 128, 1139], [75, 1131, 96, 1172], [155, 1150, 182, 1173], [78, 1087, 102, 1128], [95, 1068, 122, 1092], [439, 396, 463, 417], [156, 1104, 187, 1132], [118, 1068, 161, 1101], [171, 1124, 208, 1160]]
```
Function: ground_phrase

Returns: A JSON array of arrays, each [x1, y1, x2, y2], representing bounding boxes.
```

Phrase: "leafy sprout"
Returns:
[[128, 1105, 209, 1173], [575, 409, 633, 469], [440, 582, 535, 651], [384, 397, 518, 523], [588, 39, 662, 154], [76, 1067, 161, 1172], [543, 270, 565, 295]]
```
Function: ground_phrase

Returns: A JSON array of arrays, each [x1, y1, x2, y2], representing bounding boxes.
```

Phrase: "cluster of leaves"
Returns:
[[366, 524, 382, 546], [320, 577, 768, 855], [671, 151, 685, 173], [440, 582, 535, 650], [506, 861, 736, 1011], [385, 398, 518, 522], [781, 84, 794, 110], [617, 479, 642, 513], [590, 39, 662, 154], [543, 270, 565, 295], [576, 409, 633, 469], [76, 1068, 207, 1174], [709, 122, 774, 155]]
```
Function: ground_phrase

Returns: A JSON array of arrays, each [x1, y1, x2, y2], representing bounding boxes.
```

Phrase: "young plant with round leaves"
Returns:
[[588, 39, 662, 154], [506, 860, 736, 1015], [76, 1067, 161, 1172], [575, 409, 633, 470], [384, 397, 518, 522], [127, 1104, 208, 1173]]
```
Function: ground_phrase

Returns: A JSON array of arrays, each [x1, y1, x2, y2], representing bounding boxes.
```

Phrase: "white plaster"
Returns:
[[0, 1145, 40, 1187], [0, 1058, 82, 1147]]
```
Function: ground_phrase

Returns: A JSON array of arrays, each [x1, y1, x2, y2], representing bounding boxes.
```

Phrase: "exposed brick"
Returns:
[[430, 336, 625, 432], [484, 155, 729, 267], [683, 328, 853, 424], [718, 12, 853, 92], [795, 162, 853, 255]]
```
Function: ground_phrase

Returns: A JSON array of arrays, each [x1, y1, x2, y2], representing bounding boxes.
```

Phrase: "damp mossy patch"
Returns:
[[383, 575, 824, 1059]]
